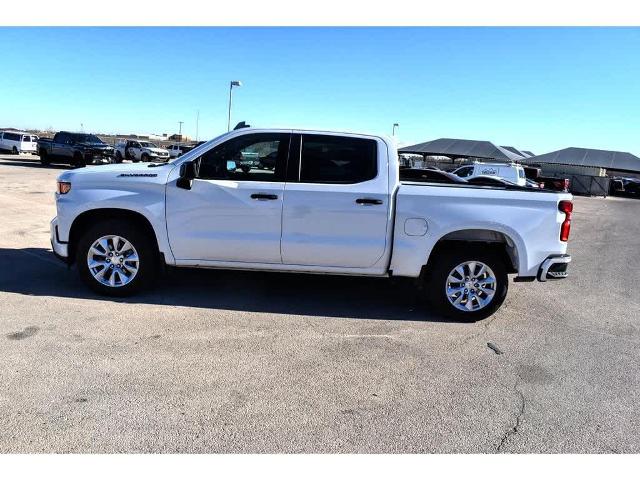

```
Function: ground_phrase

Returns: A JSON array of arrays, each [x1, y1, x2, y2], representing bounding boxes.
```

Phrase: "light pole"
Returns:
[[392, 123, 399, 136], [195, 110, 199, 142], [227, 80, 242, 131], [178, 121, 183, 146]]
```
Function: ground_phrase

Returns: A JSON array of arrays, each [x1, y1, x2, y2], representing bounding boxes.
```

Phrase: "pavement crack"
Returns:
[[496, 381, 526, 453]]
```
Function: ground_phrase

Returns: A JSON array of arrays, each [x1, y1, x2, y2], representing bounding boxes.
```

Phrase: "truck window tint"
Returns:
[[300, 135, 377, 184], [196, 133, 289, 182]]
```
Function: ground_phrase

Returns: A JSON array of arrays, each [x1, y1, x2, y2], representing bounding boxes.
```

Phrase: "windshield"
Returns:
[[139, 142, 158, 148], [76, 134, 103, 144]]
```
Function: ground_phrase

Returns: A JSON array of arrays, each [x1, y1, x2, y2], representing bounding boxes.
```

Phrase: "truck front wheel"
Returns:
[[72, 153, 86, 168], [424, 247, 508, 322], [76, 219, 156, 296]]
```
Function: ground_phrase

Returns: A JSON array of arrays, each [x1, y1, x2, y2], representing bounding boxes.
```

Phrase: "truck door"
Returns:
[[52, 132, 70, 159], [166, 132, 291, 263], [280, 133, 390, 268]]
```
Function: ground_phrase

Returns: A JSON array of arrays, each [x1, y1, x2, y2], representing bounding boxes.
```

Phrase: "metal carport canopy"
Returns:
[[523, 147, 640, 173], [398, 138, 523, 162]]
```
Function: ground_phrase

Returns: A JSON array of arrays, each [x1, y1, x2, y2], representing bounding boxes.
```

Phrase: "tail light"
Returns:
[[559, 200, 573, 241]]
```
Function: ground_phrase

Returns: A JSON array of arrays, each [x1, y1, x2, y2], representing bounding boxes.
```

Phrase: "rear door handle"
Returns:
[[356, 198, 383, 205], [251, 193, 278, 200]]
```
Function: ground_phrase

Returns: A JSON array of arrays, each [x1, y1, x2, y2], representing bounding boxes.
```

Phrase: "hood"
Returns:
[[78, 142, 111, 148], [57, 161, 175, 184], [144, 147, 169, 154]]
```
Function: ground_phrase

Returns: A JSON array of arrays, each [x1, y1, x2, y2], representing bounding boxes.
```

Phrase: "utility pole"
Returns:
[[178, 121, 184, 145], [392, 123, 399, 136]]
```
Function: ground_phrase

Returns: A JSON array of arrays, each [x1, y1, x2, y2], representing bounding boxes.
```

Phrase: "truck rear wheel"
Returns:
[[39, 149, 50, 166], [76, 219, 156, 296], [424, 247, 508, 322]]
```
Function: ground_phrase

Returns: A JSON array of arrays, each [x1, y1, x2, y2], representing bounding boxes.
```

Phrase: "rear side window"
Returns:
[[5, 132, 20, 141], [300, 135, 377, 184]]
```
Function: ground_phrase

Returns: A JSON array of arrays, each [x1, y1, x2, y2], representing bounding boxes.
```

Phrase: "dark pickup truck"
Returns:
[[38, 131, 114, 167]]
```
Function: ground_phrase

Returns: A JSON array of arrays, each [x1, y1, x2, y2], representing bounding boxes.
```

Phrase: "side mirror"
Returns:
[[177, 161, 197, 190], [226, 160, 237, 172]]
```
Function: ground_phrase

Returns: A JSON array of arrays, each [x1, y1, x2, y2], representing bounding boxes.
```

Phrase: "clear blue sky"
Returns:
[[1, 27, 639, 154]]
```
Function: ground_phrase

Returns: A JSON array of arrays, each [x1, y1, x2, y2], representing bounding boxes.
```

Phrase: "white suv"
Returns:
[[452, 162, 527, 186], [0, 131, 38, 155]]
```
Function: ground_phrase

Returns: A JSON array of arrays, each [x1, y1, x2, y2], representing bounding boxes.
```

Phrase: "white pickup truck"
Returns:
[[50, 128, 573, 321], [114, 140, 170, 163]]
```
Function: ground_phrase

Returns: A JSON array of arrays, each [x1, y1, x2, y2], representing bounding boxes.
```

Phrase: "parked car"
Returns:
[[452, 162, 527, 186], [167, 144, 195, 158], [538, 176, 570, 192], [257, 150, 278, 170], [114, 140, 170, 163], [399, 167, 467, 184], [466, 175, 521, 188], [38, 132, 114, 167], [610, 177, 640, 197], [525, 178, 544, 189], [50, 128, 573, 321], [0, 131, 38, 155]]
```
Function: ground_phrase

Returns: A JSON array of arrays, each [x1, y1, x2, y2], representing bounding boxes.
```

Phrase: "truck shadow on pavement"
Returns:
[[0, 247, 454, 322]]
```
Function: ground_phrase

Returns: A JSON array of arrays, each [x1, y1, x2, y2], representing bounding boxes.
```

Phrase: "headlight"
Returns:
[[57, 181, 71, 194]]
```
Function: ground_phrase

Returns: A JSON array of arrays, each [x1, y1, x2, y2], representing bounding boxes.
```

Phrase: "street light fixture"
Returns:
[[227, 80, 242, 131], [392, 123, 399, 136]]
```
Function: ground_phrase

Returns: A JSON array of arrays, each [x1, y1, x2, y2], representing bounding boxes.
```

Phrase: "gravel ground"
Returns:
[[0, 154, 638, 453]]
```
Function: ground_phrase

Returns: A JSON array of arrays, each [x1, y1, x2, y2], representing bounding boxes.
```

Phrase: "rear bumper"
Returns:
[[537, 254, 571, 282], [50, 217, 69, 261]]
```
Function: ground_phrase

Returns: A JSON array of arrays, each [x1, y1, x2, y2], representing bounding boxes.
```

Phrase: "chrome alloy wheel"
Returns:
[[445, 261, 497, 312], [87, 235, 139, 287]]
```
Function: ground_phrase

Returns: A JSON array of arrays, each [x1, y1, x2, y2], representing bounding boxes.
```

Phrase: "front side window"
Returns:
[[196, 133, 289, 182], [299, 135, 377, 184]]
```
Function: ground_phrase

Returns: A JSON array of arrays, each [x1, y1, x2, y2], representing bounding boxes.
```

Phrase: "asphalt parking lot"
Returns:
[[0, 154, 638, 453]]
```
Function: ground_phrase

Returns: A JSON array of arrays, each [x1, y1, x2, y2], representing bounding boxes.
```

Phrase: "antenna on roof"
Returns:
[[234, 121, 250, 130]]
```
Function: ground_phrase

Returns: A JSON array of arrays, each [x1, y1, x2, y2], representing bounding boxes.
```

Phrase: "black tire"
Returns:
[[141, 153, 149, 163], [240, 165, 251, 174], [424, 246, 508, 322], [76, 219, 157, 297], [39, 149, 50, 166], [12, 146, 19, 155], [73, 153, 86, 168], [115, 151, 123, 163]]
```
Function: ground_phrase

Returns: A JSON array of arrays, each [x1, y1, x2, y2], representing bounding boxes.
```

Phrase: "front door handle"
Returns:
[[251, 193, 278, 200], [356, 198, 383, 205]]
